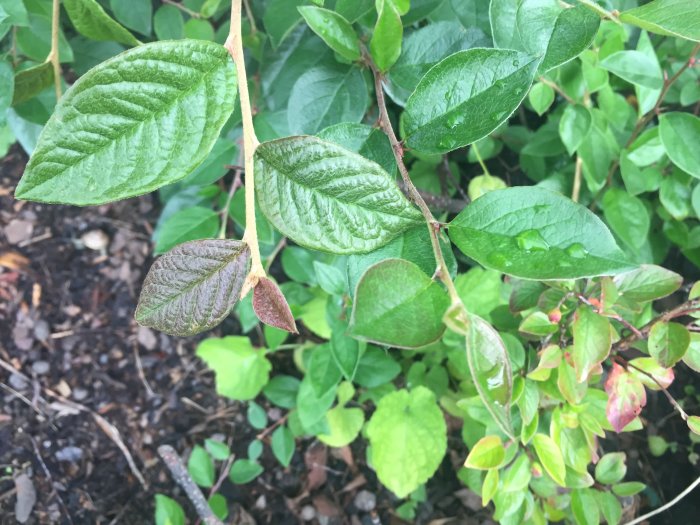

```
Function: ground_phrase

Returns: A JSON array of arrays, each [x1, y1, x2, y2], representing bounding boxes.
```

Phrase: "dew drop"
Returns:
[[516, 229, 550, 252], [487, 251, 511, 268], [565, 243, 588, 259], [446, 112, 464, 129], [438, 136, 458, 150]]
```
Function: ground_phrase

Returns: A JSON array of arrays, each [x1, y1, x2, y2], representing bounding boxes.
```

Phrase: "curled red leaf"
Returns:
[[605, 363, 647, 433], [253, 277, 298, 334]]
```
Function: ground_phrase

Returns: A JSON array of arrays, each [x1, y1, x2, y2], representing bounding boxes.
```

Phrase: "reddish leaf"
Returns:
[[605, 363, 647, 433], [253, 277, 298, 334]]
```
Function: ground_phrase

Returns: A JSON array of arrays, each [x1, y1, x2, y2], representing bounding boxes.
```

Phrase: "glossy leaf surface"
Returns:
[[659, 112, 700, 179], [298, 6, 360, 61], [64, 0, 140, 46], [620, 0, 700, 42]]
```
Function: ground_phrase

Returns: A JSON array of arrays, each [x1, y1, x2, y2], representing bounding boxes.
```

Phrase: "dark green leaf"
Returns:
[[559, 104, 592, 156], [208, 494, 228, 521], [136, 240, 249, 337], [155, 495, 185, 525], [349, 259, 450, 348], [154, 207, 220, 255], [254, 136, 421, 254], [229, 459, 263, 484], [600, 50, 663, 89], [204, 439, 230, 461], [11, 62, 53, 106], [154, 5, 185, 40], [317, 122, 396, 175], [16, 14, 74, 63], [353, 346, 401, 388], [263, 375, 300, 408], [64, 0, 140, 46], [109, 0, 151, 36], [16, 41, 237, 205], [449, 187, 632, 280], [336, 0, 374, 22], [613, 265, 682, 303], [648, 321, 690, 368], [184, 19, 215, 41], [404, 48, 538, 154], [528, 82, 554, 116], [188, 445, 215, 488], [602, 188, 650, 251], [263, 0, 306, 48], [490, 0, 599, 73], [271, 425, 295, 467], [573, 306, 611, 382], [298, 6, 360, 61]]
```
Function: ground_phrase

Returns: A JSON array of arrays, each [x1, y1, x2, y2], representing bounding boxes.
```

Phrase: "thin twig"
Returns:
[[367, 56, 462, 306], [48, 0, 62, 100], [29, 436, 73, 524], [622, 473, 700, 525], [626, 360, 688, 420], [572, 155, 582, 202], [538, 76, 575, 104], [471, 142, 491, 177], [162, 0, 201, 18], [218, 168, 243, 239], [242, 0, 257, 34], [158, 445, 223, 525], [264, 237, 286, 273]]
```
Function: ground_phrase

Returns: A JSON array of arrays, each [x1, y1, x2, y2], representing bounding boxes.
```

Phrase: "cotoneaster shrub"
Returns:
[[5, 0, 700, 523]]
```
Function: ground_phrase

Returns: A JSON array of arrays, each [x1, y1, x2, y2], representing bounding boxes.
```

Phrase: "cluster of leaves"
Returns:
[[5, 0, 700, 523]]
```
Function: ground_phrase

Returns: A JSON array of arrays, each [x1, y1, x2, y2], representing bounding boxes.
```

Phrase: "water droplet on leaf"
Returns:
[[516, 230, 550, 252], [565, 243, 588, 259]]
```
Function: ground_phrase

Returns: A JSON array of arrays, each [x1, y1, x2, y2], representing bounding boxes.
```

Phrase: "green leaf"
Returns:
[[154, 207, 220, 255], [466, 314, 513, 437], [204, 439, 230, 461], [349, 259, 450, 348], [208, 494, 228, 521], [528, 82, 554, 116], [16, 14, 74, 64], [110, 0, 152, 36], [353, 346, 401, 388], [0, 60, 12, 120], [0, 0, 28, 27], [297, 375, 336, 433], [263, 375, 300, 409], [184, 19, 215, 41], [605, 362, 646, 433], [600, 50, 663, 90], [308, 343, 342, 397], [254, 136, 421, 254], [612, 481, 645, 497], [572, 306, 611, 383], [571, 489, 600, 525], [559, 105, 592, 156], [403, 48, 538, 154], [449, 187, 633, 280], [319, 383, 365, 447], [188, 445, 215, 488], [490, 0, 599, 73], [628, 357, 674, 391], [648, 321, 690, 368], [688, 415, 700, 436], [263, 0, 306, 48], [64, 0, 140, 46], [154, 5, 185, 40], [155, 495, 185, 525], [313, 261, 346, 295], [659, 112, 700, 179], [196, 336, 271, 401], [602, 188, 650, 251], [619, 0, 700, 42], [15, 41, 237, 205], [271, 425, 295, 466], [502, 454, 531, 492], [200, 0, 223, 18], [11, 62, 53, 106], [595, 491, 622, 525], [135, 240, 249, 337], [247, 402, 268, 430], [595, 452, 627, 485], [229, 459, 264, 484], [318, 122, 396, 175], [366, 387, 446, 498], [613, 265, 682, 303], [532, 433, 566, 486], [287, 64, 368, 134], [481, 468, 499, 506], [464, 435, 506, 470], [298, 6, 360, 61], [370, 0, 402, 72], [336, 0, 374, 22]]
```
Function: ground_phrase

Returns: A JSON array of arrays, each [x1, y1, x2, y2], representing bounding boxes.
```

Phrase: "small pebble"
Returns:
[[33, 320, 50, 342], [55, 446, 83, 462], [81, 230, 109, 251], [9, 374, 28, 390], [72, 388, 88, 401], [300, 505, 316, 522], [31, 361, 50, 376], [353, 490, 376, 512]]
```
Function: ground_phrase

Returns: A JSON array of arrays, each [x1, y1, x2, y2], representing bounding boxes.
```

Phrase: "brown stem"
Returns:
[[158, 445, 223, 525], [572, 155, 582, 202], [49, 0, 62, 100], [368, 58, 462, 306], [162, 0, 202, 18], [538, 76, 575, 104], [625, 360, 688, 420]]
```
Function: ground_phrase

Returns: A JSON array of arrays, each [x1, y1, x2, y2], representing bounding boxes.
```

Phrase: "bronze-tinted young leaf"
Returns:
[[136, 239, 250, 337], [253, 277, 298, 334], [605, 363, 646, 433]]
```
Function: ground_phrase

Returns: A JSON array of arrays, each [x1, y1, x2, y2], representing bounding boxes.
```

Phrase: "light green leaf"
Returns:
[[620, 0, 700, 42], [449, 187, 633, 280], [349, 259, 450, 348], [366, 387, 447, 498], [404, 48, 538, 154], [336, 0, 374, 22], [659, 112, 700, 179], [613, 265, 682, 303], [16, 14, 74, 64], [64, 0, 140, 46], [490, 0, 600, 73], [184, 19, 214, 41], [16, 41, 237, 205], [559, 104, 592, 156], [466, 314, 513, 437], [464, 435, 506, 470], [612, 481, 645, 497], [600, 50, 663, 90], [136, 240, 250, 337], [110, 0, 152, 36], [481, 468, 499, 506], [298, 6, 360, 61], [204, 439, 230, 461], [532, 433, 566, 486], [229, 459, 264, 484], [370, 0, 402, 72], [11, 62, 53, 106], [196, 336, 271, 401], [596, 491, 622, 525], [155, 495, 185, 525], [648, 321, 690, 368], [154, 5, 185, 40], [595, 452, 627, 485], [319, 384, 365, 447], [254, 136, 421, 254], [688, 415, 700, 436], [528, 82, 554, 116], [271, 425, 295, 467], [187, 445, 215, 488], [208, 494, 227, 521], [573, 306, 611, 383], [154, 207, 220, 255], [571, 489, 600, 525], [602, 188, 650, 251]]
